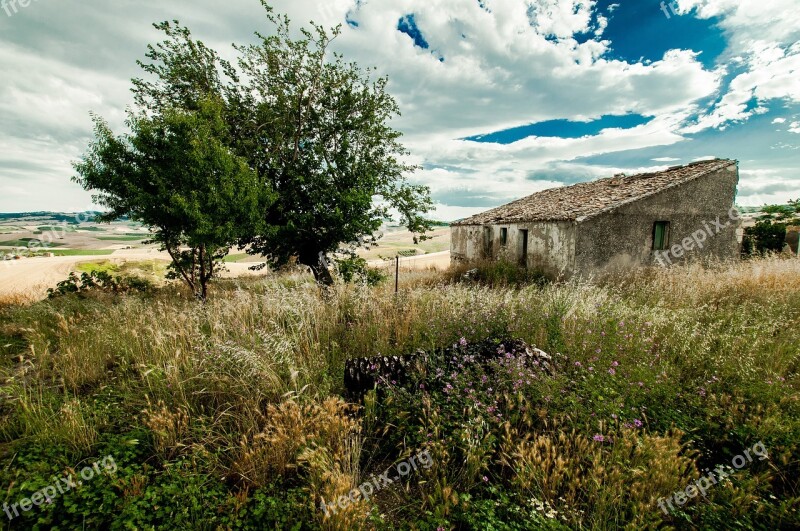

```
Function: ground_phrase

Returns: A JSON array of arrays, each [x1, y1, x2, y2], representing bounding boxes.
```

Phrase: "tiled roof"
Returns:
[[452, 159, 737, 225]]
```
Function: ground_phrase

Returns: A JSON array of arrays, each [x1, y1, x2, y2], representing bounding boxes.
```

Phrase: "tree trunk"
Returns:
[[310, 261, 335, 286], [304, 251, 334, 286]]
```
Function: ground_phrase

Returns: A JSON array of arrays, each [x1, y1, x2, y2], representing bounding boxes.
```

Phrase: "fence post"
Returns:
[[395, 255, 400, 294]]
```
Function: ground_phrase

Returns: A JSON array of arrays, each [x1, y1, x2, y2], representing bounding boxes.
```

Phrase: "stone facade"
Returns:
[[451, 160, 741, 277]]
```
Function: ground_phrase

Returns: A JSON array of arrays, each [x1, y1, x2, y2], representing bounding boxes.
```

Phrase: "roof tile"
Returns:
[[453, 159, 737, 225]]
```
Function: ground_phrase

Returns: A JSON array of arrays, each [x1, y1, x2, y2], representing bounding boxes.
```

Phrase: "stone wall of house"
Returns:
[[450, 224, 485, 263], [451, 221, 576, 277], [574, 163, 740, 276]]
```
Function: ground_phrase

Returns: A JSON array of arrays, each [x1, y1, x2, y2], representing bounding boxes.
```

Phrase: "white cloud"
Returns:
[[679, 1, 800, 135], [736, 167, 800, 205], [0, 0, 797, 215], [269, 0, 724, 218], [681, 0, 800, 46], [773, 118, 787, 124], [790, 122, 800, 134]]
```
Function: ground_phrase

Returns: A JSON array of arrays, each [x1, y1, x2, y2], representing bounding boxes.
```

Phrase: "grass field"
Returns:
[[358, 226, 451, 260], [95, 236, 146, 241], [48, 249, 116, 256], [76, 259, 169, 284], [76, 226, 110, 232], [0, 238, 65, 248], [224, 253, 250, 263], [0, 258, 798, 529], [37, 226, 78, 232]]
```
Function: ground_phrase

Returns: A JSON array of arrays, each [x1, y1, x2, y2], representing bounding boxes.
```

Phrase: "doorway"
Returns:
[[519, 229, 529, 267]]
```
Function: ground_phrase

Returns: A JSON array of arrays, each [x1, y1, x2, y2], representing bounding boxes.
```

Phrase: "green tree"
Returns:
[[77, 5, 433, 288], [73, 97, 270, 299], [229, 5, 433, 284], [742, 200, 800, 256]]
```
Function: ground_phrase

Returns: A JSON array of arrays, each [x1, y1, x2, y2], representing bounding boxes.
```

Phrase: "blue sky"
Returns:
[[0, 0, 798, 219]]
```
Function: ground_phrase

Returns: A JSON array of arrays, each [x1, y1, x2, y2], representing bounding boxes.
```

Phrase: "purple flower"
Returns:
[[593, 434, 605, 442], [574, 361, 582, 367], [608, 368, 616, 375], [482, 475, 489, 482], [611, 361, 619, 367], [633, 419, 643, 428], [459, 337, 468, 347]]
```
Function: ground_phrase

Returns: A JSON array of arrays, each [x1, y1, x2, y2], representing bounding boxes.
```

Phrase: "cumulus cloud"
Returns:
[[0, 0, 797, 214], [681, 0, 800, 46], [679, 1, 800, 135], [736, 167, 800, 205]]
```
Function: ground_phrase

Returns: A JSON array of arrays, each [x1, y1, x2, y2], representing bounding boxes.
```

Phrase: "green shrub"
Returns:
[[47, 270, 153, 298], [742, 221, 787, 255], [336, 256, 387, 286]]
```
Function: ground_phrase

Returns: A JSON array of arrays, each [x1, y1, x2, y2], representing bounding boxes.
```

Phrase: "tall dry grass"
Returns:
[[0, 256, 798, 527]]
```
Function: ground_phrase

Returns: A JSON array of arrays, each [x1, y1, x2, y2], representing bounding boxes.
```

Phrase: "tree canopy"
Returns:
[[229, 12, 433, 282], [75, 3, 432, 291], [74, 97, 270, 299], [743, 200, 800, 256]]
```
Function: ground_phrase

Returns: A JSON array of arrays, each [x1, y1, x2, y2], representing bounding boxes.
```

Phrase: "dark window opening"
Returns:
[[653, 221, 671, 251], [500, 228, 508, 245], [519, 229, 529, 266]]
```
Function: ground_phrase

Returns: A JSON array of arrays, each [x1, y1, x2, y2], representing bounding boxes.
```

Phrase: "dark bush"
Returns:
[[47, 270, 153, 299], [742, 221, 787, 256]]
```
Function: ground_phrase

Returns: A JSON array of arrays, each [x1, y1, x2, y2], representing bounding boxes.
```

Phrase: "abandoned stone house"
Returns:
[[451, 159, 740, 277]]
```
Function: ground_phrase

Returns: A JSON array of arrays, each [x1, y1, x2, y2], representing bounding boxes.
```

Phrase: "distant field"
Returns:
[[48, 249, 115, 256], [77, 226, 109, 232], [0, 238, 65, 248], [224, 253, 249, 263], [358, 226, 451, 260], [96, 236, 145, 241], [77, 259, 168, 280], [37, 226, 77, 232]]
